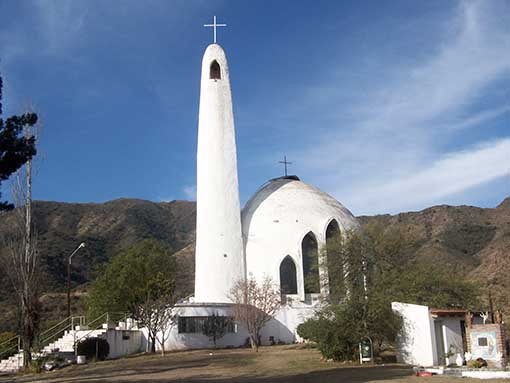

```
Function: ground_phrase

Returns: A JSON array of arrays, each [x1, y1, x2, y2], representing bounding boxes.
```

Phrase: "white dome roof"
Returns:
[[241, 176, 358, 300], [242, 176, 358, 239]]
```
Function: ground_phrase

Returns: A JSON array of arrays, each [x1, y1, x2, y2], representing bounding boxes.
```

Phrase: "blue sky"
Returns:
[[1, 0, 508, 215]]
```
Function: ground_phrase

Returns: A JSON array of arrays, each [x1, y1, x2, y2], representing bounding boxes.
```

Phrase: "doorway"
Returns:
[[434, 320, 445, 365]]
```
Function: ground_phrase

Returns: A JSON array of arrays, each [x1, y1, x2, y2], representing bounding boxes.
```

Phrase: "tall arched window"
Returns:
[[325, 220, 342, 301], [302, 232, 320, 294], [210, 60, 221, 79], [279, 256, 297, 294]]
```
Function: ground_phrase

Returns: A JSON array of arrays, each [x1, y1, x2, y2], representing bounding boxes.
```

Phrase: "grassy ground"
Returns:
[[1, 345, 509, 383]]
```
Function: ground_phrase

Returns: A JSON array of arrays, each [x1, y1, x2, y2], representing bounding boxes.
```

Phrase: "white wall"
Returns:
[[105, 329, 144, 359], [392, 302, 436, 366], [158, 302, 318, 351]]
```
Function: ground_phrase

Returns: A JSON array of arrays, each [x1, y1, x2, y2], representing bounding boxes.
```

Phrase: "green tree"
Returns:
[[0, 73, 37, 211], [86, 239, 179, 353], [299, 223, 480, 361]]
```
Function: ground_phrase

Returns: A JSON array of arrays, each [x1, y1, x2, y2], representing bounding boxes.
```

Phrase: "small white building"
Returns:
[[392, 302, 473, 366]]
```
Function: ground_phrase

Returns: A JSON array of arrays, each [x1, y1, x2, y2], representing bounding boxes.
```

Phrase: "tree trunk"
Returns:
[[150, 334, 156, 353], [250, 335, 259, 352]]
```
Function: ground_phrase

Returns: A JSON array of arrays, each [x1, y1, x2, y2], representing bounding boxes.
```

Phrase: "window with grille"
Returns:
[[177, 316, 237, 334]]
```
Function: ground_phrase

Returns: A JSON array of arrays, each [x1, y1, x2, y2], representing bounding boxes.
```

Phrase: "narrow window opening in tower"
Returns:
[[210, 60, 221, 80], [302, 232, 320, 294], [280, 256, 297, 294], [325, 220, 343, 301]]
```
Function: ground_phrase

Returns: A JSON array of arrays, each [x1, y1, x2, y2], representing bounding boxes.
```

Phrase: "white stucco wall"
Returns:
[[105, 329, 144, 359], [195, 43, 245, 303], [158, 302, 319, 351], [242, 178, 359, 301], [392, 302, 437, 366]]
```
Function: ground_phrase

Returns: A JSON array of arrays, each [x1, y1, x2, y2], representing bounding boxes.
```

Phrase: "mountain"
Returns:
[[0, 198, 196, 331], [0, 197, 508, 332], [358, 197, 510, 313]]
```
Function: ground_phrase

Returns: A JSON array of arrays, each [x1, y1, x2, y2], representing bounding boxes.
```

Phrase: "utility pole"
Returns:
[[67, 243, 85, 318]]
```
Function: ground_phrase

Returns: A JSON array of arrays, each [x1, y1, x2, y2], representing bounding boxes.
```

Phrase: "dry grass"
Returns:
[[1, 345, 509, 383]]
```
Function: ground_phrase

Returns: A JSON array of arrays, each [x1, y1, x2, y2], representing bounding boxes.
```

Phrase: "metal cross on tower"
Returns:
[[204, 16, 227, 44], [279, 156, 292, 177]]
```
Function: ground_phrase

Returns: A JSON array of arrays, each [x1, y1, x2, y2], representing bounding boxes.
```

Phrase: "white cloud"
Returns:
[[345, 138, 510, 214], [443, 106, 510, 131], [33, 1, 89, 53], [293, 0, 510, 214], [182, 185, 196, 200]]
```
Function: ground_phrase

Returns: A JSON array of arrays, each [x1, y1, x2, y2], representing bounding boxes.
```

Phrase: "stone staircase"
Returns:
[[0, 352, 23, 374], [0, 313, 135, 375], [42, 328, 107, 355], [0, 326, 109, 374]]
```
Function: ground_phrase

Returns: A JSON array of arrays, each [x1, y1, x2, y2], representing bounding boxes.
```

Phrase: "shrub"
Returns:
[[76, 337, 109, 361], [27, 359, 43, 374], [467, 358, 487, 368], [297, 299, 401, 362]]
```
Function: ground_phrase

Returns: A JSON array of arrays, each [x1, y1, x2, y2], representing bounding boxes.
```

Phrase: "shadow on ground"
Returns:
[[2, 365, 413, 383]]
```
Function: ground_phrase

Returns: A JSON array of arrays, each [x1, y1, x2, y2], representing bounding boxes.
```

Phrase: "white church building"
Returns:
[[160, 37, 358, 350]]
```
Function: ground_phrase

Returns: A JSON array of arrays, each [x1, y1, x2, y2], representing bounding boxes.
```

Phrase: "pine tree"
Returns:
[[0, 72, 37, 210]]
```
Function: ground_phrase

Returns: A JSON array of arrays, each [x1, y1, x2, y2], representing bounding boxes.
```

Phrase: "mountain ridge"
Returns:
[[0, 197, 508, 331]]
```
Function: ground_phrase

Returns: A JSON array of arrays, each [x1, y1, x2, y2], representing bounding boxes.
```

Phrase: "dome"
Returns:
[[242, 176, 358, 238], [241, 176, 359, 300]]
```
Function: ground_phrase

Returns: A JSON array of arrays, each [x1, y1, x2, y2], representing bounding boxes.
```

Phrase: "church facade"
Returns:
[[160, 42, 358, 351]]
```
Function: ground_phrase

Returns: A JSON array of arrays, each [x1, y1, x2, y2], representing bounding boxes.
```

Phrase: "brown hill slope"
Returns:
[[359, 197, 510, 311], [0, 198, 196, 331], [0, 197, 508, 332]]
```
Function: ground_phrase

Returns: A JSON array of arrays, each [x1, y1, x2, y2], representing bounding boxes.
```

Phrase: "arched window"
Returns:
[[302, 232, 320, 294], [279, 256, 297, 294], [326, 219, 340, 240], [325, 220, 342, 301], [210, 60, 221, 79]]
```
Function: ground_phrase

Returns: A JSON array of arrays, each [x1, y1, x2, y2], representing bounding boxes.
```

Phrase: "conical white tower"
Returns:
[[194, 44, 245, 303]]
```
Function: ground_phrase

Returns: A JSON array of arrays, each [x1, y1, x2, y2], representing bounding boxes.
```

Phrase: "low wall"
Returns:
[[467, 323, 507, 368]]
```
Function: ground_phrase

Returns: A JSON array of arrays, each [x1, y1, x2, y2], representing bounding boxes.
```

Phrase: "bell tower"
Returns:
[[194, 43, 245, 303]]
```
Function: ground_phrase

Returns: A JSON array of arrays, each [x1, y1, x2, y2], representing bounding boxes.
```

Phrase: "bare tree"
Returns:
[[230, 276, 280, 352], [149, 299, 177, 356], [137, 273, 178, 355], [0, 133, 39, 367]]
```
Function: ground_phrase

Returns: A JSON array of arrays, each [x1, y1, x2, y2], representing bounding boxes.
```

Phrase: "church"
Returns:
[[161, 32, 358, 351]]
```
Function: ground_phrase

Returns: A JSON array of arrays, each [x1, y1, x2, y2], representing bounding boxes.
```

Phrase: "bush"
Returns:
[[467, 358, 487, 368], [26, 359, 43, 374], [297, 320, 323, 342], [76, 338, 109, 361], [297, 299, 402, 362]]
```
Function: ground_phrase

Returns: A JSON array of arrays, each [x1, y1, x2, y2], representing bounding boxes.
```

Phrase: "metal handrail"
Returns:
[[40, 326, 71, 349], [39, 316, 72, 339], [0, 335, 19, 349], [0, 335, 20, 361], [39, 315, 85, 352]]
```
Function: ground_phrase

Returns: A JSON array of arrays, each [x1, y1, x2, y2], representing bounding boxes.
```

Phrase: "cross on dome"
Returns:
[[204, 16, 227, 44], [279, 156, 292, 177]]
